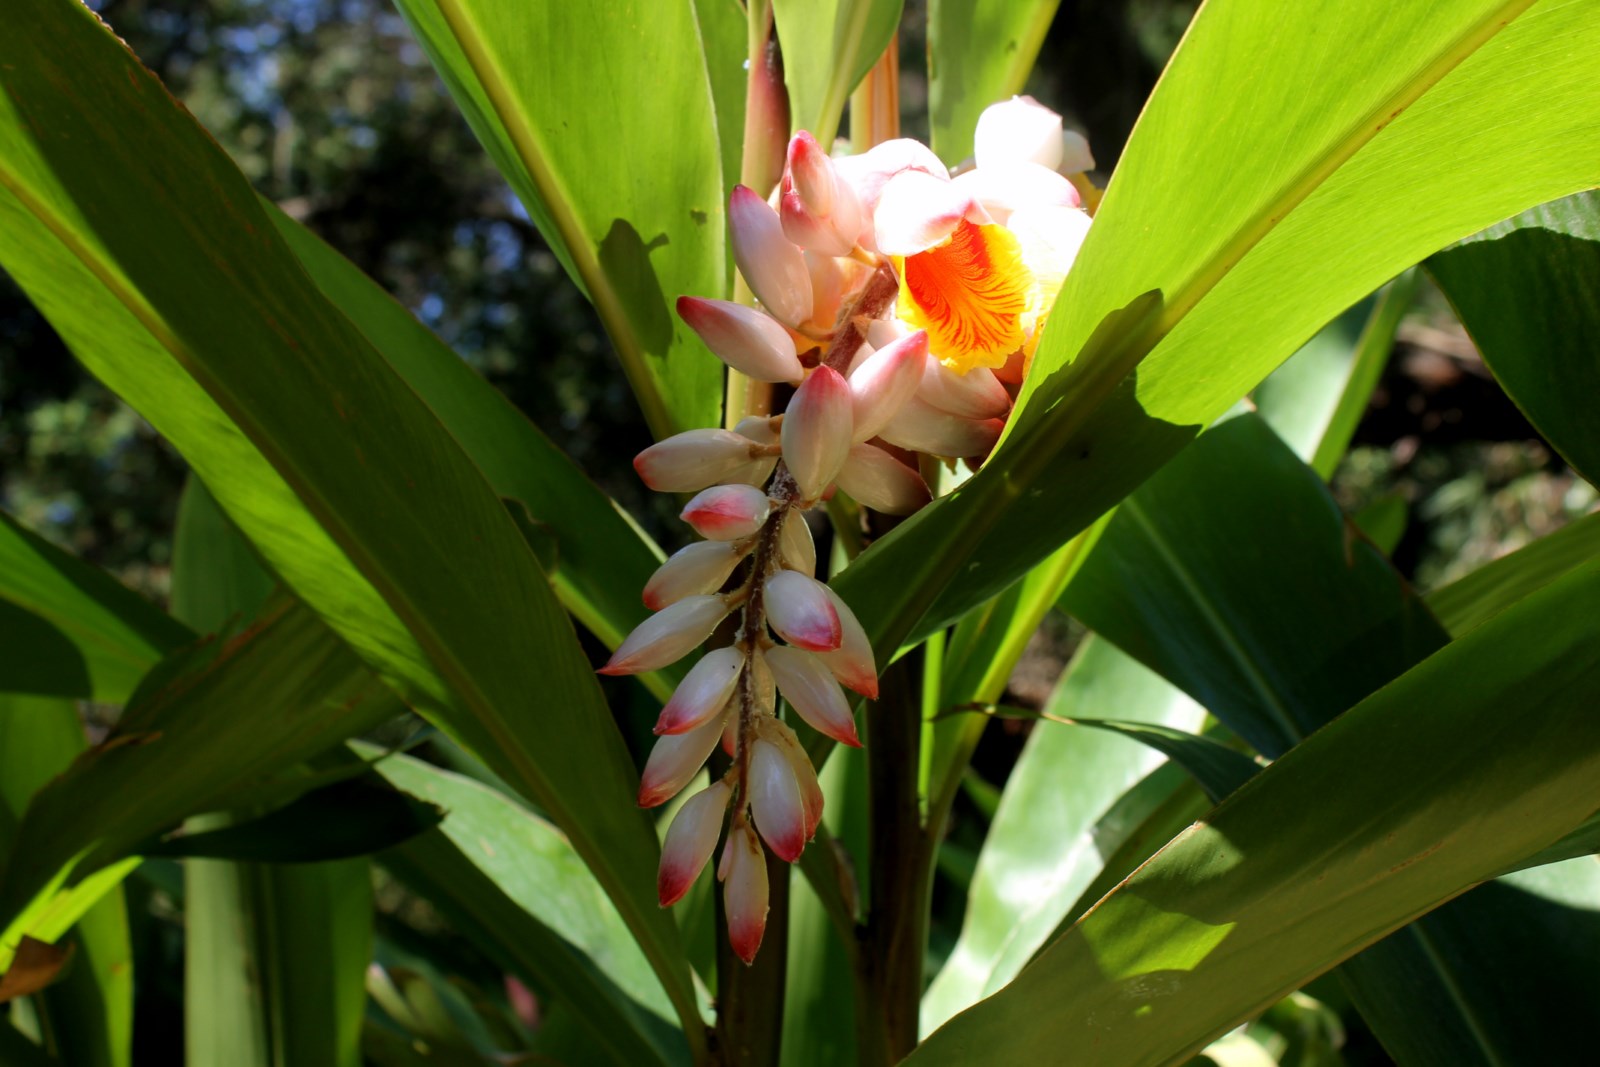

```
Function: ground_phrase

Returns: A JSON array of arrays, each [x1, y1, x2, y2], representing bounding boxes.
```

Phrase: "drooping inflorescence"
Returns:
[[599, 97, 1094, 963]]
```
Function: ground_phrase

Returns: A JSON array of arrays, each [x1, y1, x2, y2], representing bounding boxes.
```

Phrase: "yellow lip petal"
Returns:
[[897, 219, 1030, 374]]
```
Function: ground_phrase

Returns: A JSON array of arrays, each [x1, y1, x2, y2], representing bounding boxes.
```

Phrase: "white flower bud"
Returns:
[[835, 443, 931, 515], [680, 484, 773, 541], [657, 780, 731, 906], [849, 329, 928, 442], [654, 646, 746, 735], [764, 571, 842, 652], [763, 645, 860, 748], [634, 428, 772, 493], [643, 540, 748, 610], [974, 95, 1065, 171], [781, 366, 854, 504], [729, 184, 814, 327], [676, 296, 805, 383], [600, 594, 731, 676]]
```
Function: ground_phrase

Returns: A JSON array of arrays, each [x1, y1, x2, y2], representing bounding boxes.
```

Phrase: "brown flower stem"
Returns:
[[855, 644, 932, 1065], [713, 846, 791, 1067]]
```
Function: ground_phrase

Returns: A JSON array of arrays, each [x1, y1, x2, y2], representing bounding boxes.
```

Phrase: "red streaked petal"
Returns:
[[898, 219, 1030, 373]]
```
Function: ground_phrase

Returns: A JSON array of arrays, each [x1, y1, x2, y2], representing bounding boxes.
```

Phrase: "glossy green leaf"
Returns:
[[0, 5, 697, 1038], [1026, 716, 1260, 806], [1352, 492, 1409, 557], [267, 208, 667, 676], [1426, 510, 1600, 638], [370, 749, 687, 1067], [833, 0, 1600, 661], [0, 695, 132, 1067], [0, 509, 190, 702], [1062, 414, 1446, 757], [1256, 268, 1420, 479], [772, 0, 904, 144], [0, 597, 397, 965], [926, 0, 1062, 162], [1428, 190, 1600, 483], [910, 557, 1600, 1066], [1054, 412, 1600, 1059], [921, 636, 1205, 1032], [389, 0, 727, 437]]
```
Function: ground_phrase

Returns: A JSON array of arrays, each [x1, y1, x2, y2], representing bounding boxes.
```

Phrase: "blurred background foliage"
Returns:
[[1, 0, 1594, 1062]]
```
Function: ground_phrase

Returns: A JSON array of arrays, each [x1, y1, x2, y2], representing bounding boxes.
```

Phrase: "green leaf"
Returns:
[[921, 636, 1205, 1031], [1061, 414, 1446, 758], [389, 0, 727, 437], [370, 749, 687, 1067], [0, 5, 698, 1039], [0, 508, 190, 702], [1336, 857, 1600, 1066], [1256, 269, 1420, 479], [772, 0, 904, 144], [1055, 412, 1600, 1060], [926, 0, 1062, 162], [267, 208, 668, 678], [909, 556, 1600, 1066], [149, 779, 441, 863], [0, 695, 132, 1067], [1351, 492, 1409, 557], [0, 597, 398, 964], [170, 477, 277, 634], [834, 0, 1600, 661], [1031, 716, 1261, 806], [1428, 190, 1600, 483], [1426, 510, 1600, 638]]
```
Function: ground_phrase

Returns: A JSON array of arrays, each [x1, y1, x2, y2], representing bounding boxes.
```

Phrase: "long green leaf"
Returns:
[[0, 597, 396, 963], [1428, 190, 1600, 484], [1426, 510, 1600, 638], [909, 556, 1600, 1066], [926, 0, 1062, 162], [772, 0, 904, 144], [1058, 411, 1600, 1061], [1255, 269, 1420, 479], [389, 0, 728, 437], [921, 636, 1205, 1032], [833, 0, 1600, 661], [1061, 413, 1445, 758], [266, 208, 667, 680], [0, 3, 698, 1039], [0, 508, 190, 702], [371, 749, 687, 1067], [0, 695, 132, 1067]]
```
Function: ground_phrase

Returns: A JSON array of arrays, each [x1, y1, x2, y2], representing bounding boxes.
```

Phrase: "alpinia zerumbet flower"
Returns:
[[607, 97, 1092, 963]]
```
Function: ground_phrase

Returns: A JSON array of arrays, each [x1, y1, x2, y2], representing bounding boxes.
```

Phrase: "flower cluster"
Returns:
[[599, 97, 1093, 963]]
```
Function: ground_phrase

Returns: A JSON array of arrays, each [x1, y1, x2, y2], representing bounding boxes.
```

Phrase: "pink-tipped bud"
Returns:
[[815, 586, 877, 698], [681, 484, 773, 541], [601, 594, 731, 676], [658, 781, 731, 906], [635, 429, 772, 493], [763, 645, 860, 747], [759, 718, 824, 837], [639, 706, 730, 808], [780, 132, 862, 257], [849, 330, 928, 442], [778, 510, 816, 576], [655, 647, 746, 735], [677, 296, 805, 384], [722, 823, 769, 964], [729, 185, 813, 327], [748, 738, 807, 862], [643, 541, 748, 610], [765, 571, 842, 652], [915, 359, 1012, 420], [835, 443, 931, 516], [877, 394, 1004, 459], [782, 366, 854, 504]]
